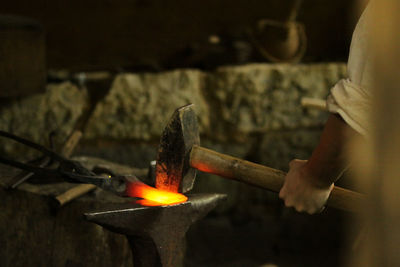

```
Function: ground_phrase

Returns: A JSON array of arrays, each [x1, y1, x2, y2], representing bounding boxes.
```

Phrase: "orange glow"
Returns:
[[126, 181, 187, 206], [191, 162, 214, 173]]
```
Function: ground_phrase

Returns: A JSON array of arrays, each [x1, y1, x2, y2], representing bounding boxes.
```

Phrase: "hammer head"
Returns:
[[155, 104, 199, 193]]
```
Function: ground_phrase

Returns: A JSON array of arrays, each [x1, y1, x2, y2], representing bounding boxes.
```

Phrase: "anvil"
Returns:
[[85, 194, 226, 267]]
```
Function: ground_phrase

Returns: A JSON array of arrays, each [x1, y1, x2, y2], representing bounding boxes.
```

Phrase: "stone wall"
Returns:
[[0, 62, 347, 181], [1, 63, 346, 158], [0, 82, 87, 157], [84, 63, 345, 142]]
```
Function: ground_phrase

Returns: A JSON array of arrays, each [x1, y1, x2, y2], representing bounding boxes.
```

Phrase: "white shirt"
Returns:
[[327, 3, 373, 135]]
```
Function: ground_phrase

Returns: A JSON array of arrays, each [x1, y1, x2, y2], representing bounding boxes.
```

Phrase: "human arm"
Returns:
[[279, 113, 360, 214]]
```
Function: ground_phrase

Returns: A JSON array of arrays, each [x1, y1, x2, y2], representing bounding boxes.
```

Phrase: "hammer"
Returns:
[[155, 104, 365, 213]]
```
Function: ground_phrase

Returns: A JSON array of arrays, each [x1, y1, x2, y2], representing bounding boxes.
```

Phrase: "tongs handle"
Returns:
[[0, 155, 61, 178]]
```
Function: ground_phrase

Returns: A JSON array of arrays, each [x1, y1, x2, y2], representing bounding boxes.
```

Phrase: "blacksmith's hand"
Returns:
[[279, 159, 333, 214]]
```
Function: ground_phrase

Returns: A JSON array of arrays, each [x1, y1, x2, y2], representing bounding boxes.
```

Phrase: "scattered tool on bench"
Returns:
[[155, 104, 366, 212]]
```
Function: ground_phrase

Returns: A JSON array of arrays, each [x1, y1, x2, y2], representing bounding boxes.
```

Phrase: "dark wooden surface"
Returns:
[[0, 161, 132, 267], [0, 185, 132, 267]]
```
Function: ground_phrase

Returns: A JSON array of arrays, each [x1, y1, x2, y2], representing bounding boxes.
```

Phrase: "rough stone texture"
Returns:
[[205, 63, 346, 141], [0, 82, 87, 157], [84, 63, 346, 142], [85, 70, 209, 140]]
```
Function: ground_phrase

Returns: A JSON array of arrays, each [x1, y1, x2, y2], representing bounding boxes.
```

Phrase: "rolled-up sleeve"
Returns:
[[327, 79, 370, 135]]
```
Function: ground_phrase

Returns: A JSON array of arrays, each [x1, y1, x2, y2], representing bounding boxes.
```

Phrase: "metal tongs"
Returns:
[[0, 130, 138, 196]]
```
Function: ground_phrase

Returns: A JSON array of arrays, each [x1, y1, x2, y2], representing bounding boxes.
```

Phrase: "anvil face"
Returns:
[[85, 194, 226, 267]]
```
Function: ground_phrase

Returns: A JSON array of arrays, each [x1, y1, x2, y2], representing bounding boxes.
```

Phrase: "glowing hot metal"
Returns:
[[126, 181, 188, 206]]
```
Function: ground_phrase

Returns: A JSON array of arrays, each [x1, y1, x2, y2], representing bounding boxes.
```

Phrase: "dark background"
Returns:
[[2, 0, 364, 71]]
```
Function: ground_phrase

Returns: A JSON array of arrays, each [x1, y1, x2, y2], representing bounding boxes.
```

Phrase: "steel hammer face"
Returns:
[[155, 104, 199, 193]]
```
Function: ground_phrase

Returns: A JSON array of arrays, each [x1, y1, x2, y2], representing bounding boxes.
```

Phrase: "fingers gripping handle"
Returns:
[[189, 145, 365, 213]]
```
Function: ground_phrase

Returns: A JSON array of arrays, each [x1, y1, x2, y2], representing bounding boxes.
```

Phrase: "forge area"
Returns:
[[1, 1, 367, 267]]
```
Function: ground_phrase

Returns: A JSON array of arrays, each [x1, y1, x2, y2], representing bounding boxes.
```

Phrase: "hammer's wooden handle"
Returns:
[[190, 145, 365, 213]]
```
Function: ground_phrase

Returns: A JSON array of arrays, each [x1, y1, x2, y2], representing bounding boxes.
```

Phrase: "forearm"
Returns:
[[303, 114, 359, 188]]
